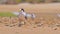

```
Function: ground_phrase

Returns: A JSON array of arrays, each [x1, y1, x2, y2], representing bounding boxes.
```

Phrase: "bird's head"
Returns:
[[19, 8, 24, 12]]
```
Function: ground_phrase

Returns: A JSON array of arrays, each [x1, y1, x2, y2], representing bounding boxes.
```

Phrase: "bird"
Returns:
[[12, 8, 36, 20]]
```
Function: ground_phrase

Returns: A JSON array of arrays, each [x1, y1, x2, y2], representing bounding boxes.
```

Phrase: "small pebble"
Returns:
[[37, 25, 42, 27], [33, 27, 36, 28], [10, 26, 13, 27], [5, 25, 9, 26], [54, 28, 57, 30]]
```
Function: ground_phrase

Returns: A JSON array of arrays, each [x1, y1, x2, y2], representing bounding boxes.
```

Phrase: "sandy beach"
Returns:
[[0, 3, 60, 34]]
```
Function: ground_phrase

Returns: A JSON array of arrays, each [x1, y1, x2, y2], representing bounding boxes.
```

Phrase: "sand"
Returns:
[[0, 3, 60, 34]]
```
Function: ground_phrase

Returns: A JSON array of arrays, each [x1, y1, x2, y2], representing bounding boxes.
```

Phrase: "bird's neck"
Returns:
[[21, 10, 24, 12]]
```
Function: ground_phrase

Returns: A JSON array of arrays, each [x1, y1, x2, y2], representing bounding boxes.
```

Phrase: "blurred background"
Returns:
[[0, 0, 60, 13], [0, 0, 60, 4]]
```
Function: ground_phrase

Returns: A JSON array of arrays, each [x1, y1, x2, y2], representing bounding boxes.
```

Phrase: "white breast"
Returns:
[[22, 12, 26, 16]]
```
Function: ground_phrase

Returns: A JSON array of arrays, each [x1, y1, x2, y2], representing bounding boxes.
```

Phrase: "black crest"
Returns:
[[21, 8, 24, 12]]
